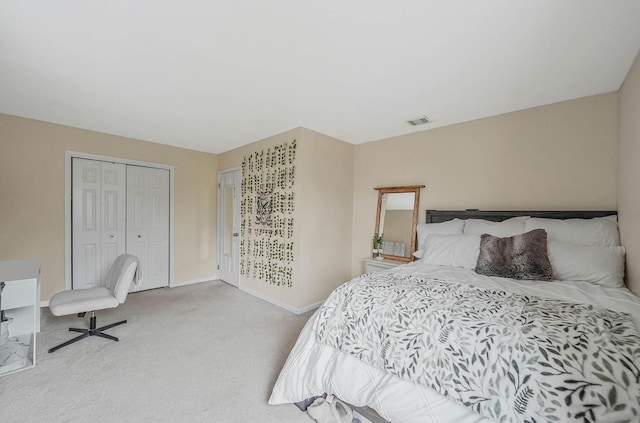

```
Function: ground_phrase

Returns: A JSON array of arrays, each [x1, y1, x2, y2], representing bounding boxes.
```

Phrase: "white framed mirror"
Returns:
[[374, 185, 425, 262]]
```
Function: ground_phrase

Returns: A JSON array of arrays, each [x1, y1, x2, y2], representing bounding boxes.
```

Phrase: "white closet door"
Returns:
[[126, 165, 170, 290], [72, 158, 126, 289]]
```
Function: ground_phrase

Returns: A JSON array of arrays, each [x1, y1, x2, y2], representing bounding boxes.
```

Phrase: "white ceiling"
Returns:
[[1, 1, 639, 155]]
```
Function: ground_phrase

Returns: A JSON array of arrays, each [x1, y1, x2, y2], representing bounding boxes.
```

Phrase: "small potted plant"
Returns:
[[372, 233, 384, 260]]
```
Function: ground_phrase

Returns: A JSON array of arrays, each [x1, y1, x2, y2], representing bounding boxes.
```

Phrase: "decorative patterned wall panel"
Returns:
[[240, 141, 296, 287]]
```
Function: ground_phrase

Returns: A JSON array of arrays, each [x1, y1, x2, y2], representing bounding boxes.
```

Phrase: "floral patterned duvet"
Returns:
[[315, 271, 640, 423]]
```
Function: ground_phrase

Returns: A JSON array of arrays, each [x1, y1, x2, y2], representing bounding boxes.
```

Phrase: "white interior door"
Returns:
[[72, 158, 126, 289], [127, 165, 170, 291], [218, 169, 240, 286]]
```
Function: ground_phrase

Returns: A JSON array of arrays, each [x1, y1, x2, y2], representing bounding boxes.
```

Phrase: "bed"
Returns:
[[269, 210, 640, 423]]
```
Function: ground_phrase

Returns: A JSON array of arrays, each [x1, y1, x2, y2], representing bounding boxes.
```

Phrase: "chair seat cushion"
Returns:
[[49, 287, 119, 316]]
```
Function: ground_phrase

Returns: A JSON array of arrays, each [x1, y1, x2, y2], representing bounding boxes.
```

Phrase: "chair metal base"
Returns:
[[48, 310, 127, 353]]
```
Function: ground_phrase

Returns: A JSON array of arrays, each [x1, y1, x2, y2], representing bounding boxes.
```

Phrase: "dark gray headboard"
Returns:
[[426, 209, 617, 223]]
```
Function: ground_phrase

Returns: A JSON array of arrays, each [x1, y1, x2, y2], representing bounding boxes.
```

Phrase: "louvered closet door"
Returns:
[[126, 165, 170, 290], [72, 158, 126, 289]]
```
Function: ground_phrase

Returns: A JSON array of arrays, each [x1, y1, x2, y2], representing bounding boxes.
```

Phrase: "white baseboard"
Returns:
[[41, 276, 323, 315], [39, 275, 218, 307], [238, 285, 323, 314], [171, 274, 218, 288], [296, 299, 324, 314]]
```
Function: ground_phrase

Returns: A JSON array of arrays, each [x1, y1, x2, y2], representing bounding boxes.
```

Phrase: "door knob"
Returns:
[[138, 235, 142, 238], [233, 232, 239, 237]]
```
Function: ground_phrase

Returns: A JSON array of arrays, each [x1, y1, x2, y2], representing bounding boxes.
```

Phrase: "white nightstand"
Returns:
[[363, 257, 405, 274]]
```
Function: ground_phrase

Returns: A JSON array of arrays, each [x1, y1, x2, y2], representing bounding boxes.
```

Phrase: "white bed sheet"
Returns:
[[269, 262, 640, 423]]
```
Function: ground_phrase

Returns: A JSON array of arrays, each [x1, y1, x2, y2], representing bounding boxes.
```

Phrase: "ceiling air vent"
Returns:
[[407, 116, 431, 126]]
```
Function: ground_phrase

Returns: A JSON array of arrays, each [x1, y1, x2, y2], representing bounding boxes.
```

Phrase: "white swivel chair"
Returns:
[[48, 254, 139, 353]]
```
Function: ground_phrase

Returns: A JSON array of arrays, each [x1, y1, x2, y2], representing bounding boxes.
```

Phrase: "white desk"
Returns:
[[0, 259, 41, 376]]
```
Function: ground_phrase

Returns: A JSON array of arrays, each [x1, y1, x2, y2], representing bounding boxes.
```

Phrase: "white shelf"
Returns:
[[0, 259, 41, 377], [0, 334, 33, 375]]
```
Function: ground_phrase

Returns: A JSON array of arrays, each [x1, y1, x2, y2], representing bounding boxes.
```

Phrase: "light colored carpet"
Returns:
[[0, 280, 315, 423]]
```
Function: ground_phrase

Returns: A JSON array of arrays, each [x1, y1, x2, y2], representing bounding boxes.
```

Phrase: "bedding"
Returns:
[[475, 229, 552, 280], [415, 219, 465, 258], [269, 262, 640, 423], [422, 233, 480, 269], [315, 270, 639, 422], [463, 216, 529, 237], [547, 241, 625, 288], [524, 216, 620, 247]]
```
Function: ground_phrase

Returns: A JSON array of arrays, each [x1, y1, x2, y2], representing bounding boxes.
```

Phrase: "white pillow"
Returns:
[[463, 216, 529, 237], [525, 216, 620, 247], [547, 241, 625, 288], [422, 233, 481, 270], [415, 219, 465, 254], [413, 249, 426, 259]]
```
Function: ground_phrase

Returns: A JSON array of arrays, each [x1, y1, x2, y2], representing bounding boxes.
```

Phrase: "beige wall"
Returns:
[[219, 128, 303, 308], [352, 93, 619, 276], [0, 114, 218, 300], [219, 127, 354, 310], [618, 53, 640, 295], [296, 128, 354, 307], [0, 90, 625, 307]]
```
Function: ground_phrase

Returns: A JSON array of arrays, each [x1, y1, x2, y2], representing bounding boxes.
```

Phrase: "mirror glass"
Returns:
[[374, 185, 424, 262], [379, 193, 414, 258]]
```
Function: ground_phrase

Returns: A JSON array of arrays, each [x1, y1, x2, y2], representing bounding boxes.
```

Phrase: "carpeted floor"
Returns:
[[0, 280, 315, 422]]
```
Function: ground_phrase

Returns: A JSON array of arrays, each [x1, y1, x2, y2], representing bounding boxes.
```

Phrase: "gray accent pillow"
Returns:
[[475, 229, 553, 281]]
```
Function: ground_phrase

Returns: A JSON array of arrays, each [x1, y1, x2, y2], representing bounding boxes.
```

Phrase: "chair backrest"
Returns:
[[107, 254, 139, 304]]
